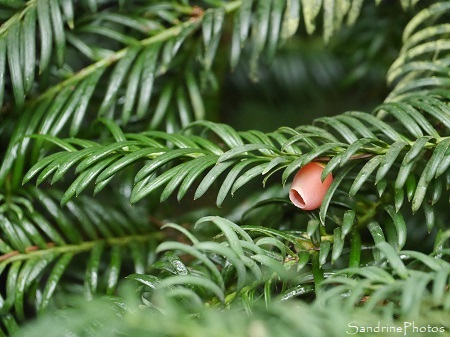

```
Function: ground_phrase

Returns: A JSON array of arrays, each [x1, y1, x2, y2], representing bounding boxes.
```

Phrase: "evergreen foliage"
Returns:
[[1, 0, 450, 336]]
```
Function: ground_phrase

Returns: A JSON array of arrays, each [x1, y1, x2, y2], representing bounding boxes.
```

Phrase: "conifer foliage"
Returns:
[[1, 0, 450, 336]]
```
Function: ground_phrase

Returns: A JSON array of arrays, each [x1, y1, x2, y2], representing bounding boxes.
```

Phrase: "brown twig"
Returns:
[[0, 242, 56, 262]]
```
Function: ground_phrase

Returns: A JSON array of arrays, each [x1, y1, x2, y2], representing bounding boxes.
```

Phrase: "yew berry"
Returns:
[[289, 162, 333, 211]]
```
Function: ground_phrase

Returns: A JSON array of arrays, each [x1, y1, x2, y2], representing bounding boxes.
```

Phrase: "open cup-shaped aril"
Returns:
[[289, 162, 333, 211]]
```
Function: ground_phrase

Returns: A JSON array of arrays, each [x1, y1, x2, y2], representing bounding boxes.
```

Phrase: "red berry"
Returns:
[[289, 162, 333, 211]]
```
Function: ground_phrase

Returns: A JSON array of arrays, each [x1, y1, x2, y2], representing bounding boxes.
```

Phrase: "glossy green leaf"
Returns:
[[60, 155, 120, 205], [14, 256, 55, 320], [411, 97, 450, 130], [348, 230, 361, 268], [316, 117, 358, 143], [394, 158, 415, 192], [195, 241, 246, 291], [342, 210, 356, 237], [367, 221, 385, 261], [394, 187, 404, 212], [202, 10, 214, 52], [126, 273, 160, 289], [397, 102, 439, 137], [38, 253, 73, 311], [30, 89, 72, 159], [280, 0, 300, 40], [249, 0, 271, 78], [402, 250, 444, 271], [375, 141, 407, 183], [75, 141, 137, 173], [322, 138, 378, 180], [85, 242, 105, 299], [80, 25, 137, 45], [197, 216, 253, 247], [216, 158, 259, 206], [266, 0, 285, 62], [96, 148, 163, 183], [51, 147, 100, 184], [412, 138, 450, 212], [349, 155, 383, 197], [13, 213, 46, 248], [307, 219, 320, 237], [404, 136, 432, 163], [348, 111, 407, 142], [60, 0, 74, 28], [70, 71, 103, 136], [202, 9, 224, 71], [194, 161, 234, 200], [0, 37, 5, 108], [0, 215, 27, 252], [149, 82, 174, 129], [176, 155, 217, 201], [22, 7, 36, 93], [385, 205, 407, 250], [347, 0, 364, 25], [0, 261, 22, 314], [430, 178, 443, 205], [186, 70, 205, 121], [376, 242, 408, 279], [336, 114, 376, 139], [377, 104, 423, 138], [129, 242, 146, 274], [319, 241, 331, 267], [332, 227, 344, 263], [136, 45, 159, 118], [98, 47, 140, 116], [432, 268, 450, 305], [157, 241, 224, 289], [37, 0, 53, 73], [255, 236, 288, 258], [262, 156, 289, 176], [320, 163, 356, 224], [93, 175, 114, 196], [335, 266, 395, 283], [239, 0, 253, 46], [155, 161, 189, 201], [158, 275, 225, 303], [63, 199, 98, 240], [231, 161, 268, 195], [143, 130, 198, 149], [230, 8, 242, 70], [297, 251, 310, 271], [323, 0, 337, 43], [219, 144, 277, 163], [22, 152, 62, 185], [301, 0, 321, 34], [252, 254, 289, 280], [402, 2, 450, 41], [121, 49, 145, 125], [106, 245, 121, 295], [31, 189, 82, 243], [50, 0, 65, 66], [35, 162, 59, 187], [187, 121, 244, 148], [7, 22, 24, 106], [311, 251, 324, 293], [165, 251, 188, 276], [131, 164, 184, 204], [435, 152, 450, 178], [29, 211, 66, 246]]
